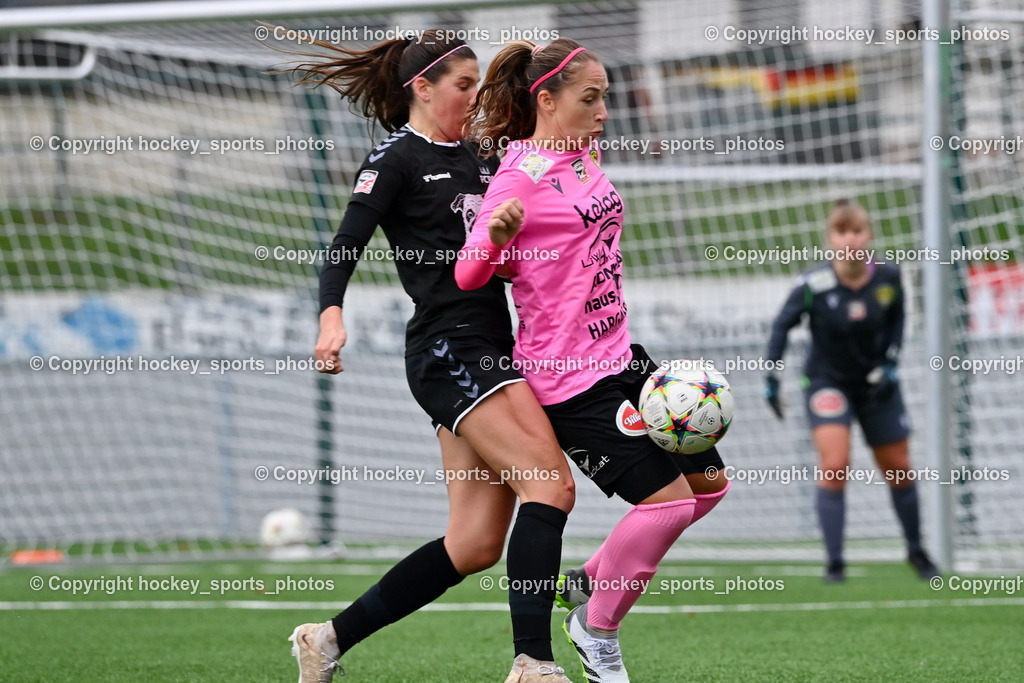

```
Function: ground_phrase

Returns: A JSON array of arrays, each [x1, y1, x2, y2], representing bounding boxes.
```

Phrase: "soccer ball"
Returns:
[[639, 361, 734, 454], [259, 508, 310, 548]]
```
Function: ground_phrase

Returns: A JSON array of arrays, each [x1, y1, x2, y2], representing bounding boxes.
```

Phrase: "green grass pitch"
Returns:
[[1, 559, 1021, 681]]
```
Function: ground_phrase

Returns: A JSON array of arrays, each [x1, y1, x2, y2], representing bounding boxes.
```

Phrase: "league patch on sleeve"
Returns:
[[806, 267, 838, 293], [353, 170, 379, 195], [517, 151, 553, 183]]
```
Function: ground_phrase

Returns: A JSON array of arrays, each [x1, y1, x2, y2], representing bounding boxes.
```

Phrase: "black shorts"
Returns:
[[406, 335, 525, 435], [542, 344, 726, 505], [804, 376, 911, 447]]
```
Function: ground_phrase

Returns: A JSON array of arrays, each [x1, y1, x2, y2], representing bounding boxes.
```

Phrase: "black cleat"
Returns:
[[908, 550, 940, 580], [823, 560, 846, 583]]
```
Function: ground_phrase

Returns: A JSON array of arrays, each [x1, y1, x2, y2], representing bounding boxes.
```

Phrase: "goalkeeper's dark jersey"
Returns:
[[321, 124, 506, 355], [766, 262, 904, 383]]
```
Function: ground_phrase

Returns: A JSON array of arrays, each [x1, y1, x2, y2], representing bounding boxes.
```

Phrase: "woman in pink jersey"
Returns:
[[456, 39, 730, 683]]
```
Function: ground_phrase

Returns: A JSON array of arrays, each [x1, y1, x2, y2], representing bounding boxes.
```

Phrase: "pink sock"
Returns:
[[586, 498, 696, 631], [583, 539, 606, 581], [691, 479, 731, 524], [584, 481, 731, 579]]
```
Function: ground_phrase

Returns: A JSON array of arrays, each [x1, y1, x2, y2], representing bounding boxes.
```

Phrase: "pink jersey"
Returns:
[[455, 141, 632, 405]]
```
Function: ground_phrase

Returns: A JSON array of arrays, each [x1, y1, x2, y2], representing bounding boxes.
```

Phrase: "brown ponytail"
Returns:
[[265, 26, 476, 134], [470, 38, 598, 155]]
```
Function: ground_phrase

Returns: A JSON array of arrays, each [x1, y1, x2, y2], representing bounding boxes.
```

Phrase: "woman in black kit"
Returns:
[[765, 198, 939, 583], [281, 30, 575, 683]]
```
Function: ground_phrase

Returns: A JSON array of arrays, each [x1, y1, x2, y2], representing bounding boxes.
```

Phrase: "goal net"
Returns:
[[1, 0, 1020, 570]]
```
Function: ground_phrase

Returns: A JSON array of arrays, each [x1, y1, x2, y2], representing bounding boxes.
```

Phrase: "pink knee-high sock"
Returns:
[[691, 479, 731, 524], [583, 481, 731, 580], [583, 538, 607, 582], [586, 498, 696, 631]]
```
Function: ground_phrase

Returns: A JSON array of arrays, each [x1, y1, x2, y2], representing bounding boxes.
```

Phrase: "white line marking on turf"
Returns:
[[3, 597, 1022, 612]]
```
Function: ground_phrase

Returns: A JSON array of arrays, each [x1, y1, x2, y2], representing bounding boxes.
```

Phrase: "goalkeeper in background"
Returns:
[[764, 198, 939, 583]]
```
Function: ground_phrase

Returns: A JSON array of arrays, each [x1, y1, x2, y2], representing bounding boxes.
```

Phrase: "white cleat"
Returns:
[[289, 621, 343, 682], [504, 653, 575, 682], [563, 605, 629, 683]]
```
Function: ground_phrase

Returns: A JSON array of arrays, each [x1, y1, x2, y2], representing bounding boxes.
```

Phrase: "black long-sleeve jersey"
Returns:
[[319, 124, 507, 355], [766, 262, 904, 383]]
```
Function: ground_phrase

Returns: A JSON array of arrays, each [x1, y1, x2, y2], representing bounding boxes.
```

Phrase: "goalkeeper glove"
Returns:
[[866, 361, 898, 402]]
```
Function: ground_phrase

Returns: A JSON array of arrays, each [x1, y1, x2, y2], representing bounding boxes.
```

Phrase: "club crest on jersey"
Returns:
[[518, 151, 553, 183], [875, 284, 895, 307], [354, 170, 378, 195], [615, 400, 647, 437], [572, 158, 591, 184], [810, 388, 847, 418], [847, 300, 867, 321], [450, 193, 483, 240]]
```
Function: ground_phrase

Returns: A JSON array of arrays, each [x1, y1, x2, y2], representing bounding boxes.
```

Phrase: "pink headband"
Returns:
[[403, 44, 469, 88], [529, 46, 586, 94]]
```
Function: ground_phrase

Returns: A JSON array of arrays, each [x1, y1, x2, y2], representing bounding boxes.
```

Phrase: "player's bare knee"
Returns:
[[710, 473, 730, 493], [818, 476, 846, 492], [886, 467, 913, 489], [688, 471, 729, 495], [517, 476, 575, 513], [463, 538, 505, 574], [446, 531, 506, 574]]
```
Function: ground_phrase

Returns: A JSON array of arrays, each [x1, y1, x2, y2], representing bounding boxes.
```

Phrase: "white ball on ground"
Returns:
[[259, 508, 311, 548]]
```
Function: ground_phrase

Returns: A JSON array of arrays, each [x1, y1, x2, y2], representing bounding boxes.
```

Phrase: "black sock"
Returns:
[[890, 484, 923, 554], [816, 488, 845, 566], [331, 537, 462, 656], [506, 502, 567, 661]]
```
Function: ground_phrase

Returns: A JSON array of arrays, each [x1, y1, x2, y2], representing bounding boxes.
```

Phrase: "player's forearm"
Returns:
[[320, 305, 344, 329], [454, 238, 502, 290], [319, 202, 381, 312], [766, 295, 804, 361]]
